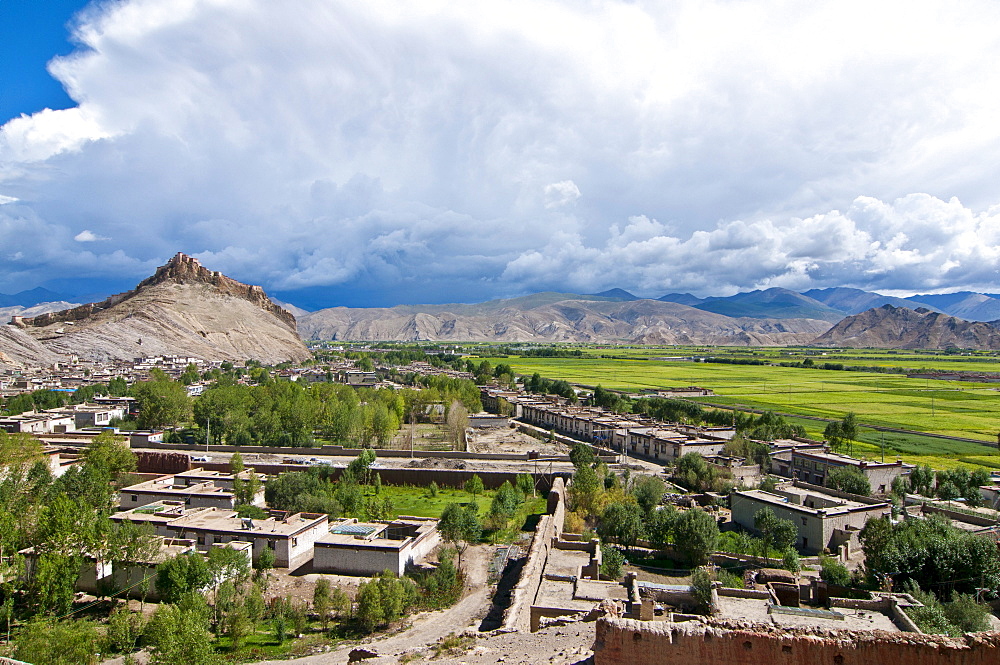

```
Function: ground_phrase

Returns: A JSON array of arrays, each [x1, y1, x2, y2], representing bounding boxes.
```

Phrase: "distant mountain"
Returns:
[[0, 287, 68, 308], [298, 296, 832, 345], [812, 305, 1000, 349], [5, 253, 310, 365], [693, 288, 845, 322], [586, 288, 639, 301], [803, 287, 935, 315], [906, 292, 1000, 322], [657, 293, 705, 306]]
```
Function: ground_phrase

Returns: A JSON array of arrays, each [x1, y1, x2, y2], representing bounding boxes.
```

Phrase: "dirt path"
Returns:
[[252, 544, 495, 665]]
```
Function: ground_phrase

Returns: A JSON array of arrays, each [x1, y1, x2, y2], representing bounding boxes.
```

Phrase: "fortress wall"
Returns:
[[594, 618, 1000, 665]]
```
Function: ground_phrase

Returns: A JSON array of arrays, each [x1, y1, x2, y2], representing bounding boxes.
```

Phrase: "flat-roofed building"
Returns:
[[313, 517, 441, 576], [789, 449, 909, 495], [730, 481, 891, 554], [118, 468, 265, 510], [111, 502, 328, 568], [0, 411, 75, 434]]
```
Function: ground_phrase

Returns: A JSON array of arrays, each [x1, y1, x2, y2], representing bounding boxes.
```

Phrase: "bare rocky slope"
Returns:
[[298, 297, 833, 345], [5, 253, 310, 365], [812, 304, 1000, 349]]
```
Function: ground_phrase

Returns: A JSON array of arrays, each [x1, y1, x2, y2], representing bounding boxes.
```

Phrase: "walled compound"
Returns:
[[730, 481, 891, 554]]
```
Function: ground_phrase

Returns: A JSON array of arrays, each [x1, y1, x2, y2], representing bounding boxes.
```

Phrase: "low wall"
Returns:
[[197, 461, 570, 491], [133, 439, 549, 461], [594, 618, 1000, 665], [717, 587, 771, 600]]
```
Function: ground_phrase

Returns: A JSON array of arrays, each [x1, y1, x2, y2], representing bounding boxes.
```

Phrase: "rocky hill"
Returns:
[[5, 253, 310, 365], [811, 304, 1000, 349], [298, 297, 832, 345]]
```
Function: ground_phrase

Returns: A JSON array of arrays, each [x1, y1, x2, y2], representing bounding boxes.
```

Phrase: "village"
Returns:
[[1, 349, 1000, 664]]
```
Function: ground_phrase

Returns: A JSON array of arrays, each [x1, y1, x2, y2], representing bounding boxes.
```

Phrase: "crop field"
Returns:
[[476, 346, 1000, 469]]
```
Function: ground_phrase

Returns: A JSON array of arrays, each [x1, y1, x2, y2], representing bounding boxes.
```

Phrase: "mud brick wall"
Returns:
[[594, 618, 1000, 665]]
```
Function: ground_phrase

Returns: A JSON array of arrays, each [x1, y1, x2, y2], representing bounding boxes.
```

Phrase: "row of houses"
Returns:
[[483, 388, 913, 494]]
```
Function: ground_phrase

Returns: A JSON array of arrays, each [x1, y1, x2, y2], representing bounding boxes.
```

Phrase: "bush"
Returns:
[[782, 548, 800, 573], [944, 593, 992, 633], [14, 618, 100, 665], [600, 545, 626, 580], [690, 568, 714, 614], [819, 557, 852, 586]]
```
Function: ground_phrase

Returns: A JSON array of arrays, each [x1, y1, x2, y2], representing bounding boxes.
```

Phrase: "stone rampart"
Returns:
[[500, 476, 566, 632], [593, 618, 1000, 665]]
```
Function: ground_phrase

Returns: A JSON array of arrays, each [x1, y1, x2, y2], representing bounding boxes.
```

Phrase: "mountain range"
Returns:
[[5, 261, 1000, 362]]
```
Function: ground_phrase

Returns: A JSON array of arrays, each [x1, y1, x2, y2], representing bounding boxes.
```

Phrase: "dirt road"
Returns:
[[253, 544, 495, 665]]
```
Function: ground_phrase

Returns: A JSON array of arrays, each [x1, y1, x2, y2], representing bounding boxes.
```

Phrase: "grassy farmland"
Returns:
[[475, 346, 1000, 469]]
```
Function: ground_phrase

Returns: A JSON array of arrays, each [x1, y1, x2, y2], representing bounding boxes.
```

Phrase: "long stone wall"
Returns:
[[500, 477, 566, 632], [594, 618, 1000, 665]]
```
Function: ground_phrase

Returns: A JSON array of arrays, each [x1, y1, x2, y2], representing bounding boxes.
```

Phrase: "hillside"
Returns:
[[298, 297, 832, 345], [811, 305, 1000, 349], [5, 253, 310, 364]]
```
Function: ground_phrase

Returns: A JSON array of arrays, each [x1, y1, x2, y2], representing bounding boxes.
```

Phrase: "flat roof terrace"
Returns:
[[715, 596, 901, 632]]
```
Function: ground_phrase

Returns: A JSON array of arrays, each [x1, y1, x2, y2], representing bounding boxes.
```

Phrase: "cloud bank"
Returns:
[[1, 0, 1000, 305]]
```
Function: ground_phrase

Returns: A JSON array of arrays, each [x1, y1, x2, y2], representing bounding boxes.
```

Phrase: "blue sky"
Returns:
[[2, 1, 1000, 310], [0, 0, 90, 124]]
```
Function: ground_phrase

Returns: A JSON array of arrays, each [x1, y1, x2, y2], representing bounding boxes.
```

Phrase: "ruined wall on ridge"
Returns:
[[594, 618, 1000, 665]]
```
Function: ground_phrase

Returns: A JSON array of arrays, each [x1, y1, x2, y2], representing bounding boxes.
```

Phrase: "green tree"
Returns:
[[909, 465, 935, 496], [826, 466, 871, 496], [569, 442, 595, 468], [133, 377, 192, 429], [489, 481, 522, 520], [597, 501, 646, 551], [313, 578, 333, 630], [145, 603, 218, 665], [819, 557, 852, 586], [753, 507, 798, 560], [14, 618, 100, 665], [690, 567, 714, 614], [569, 464, 602, 516], [104, 604, 146, 657], [673, 509, 719, 566], [631, 475, 666, 515], [600, 545, 626, 580], [464, 474, 484, 498], [156, 551, 212, 603], [438, 503, 482, 566], [355, 571, 417, 632], [646, 506, 677, 549]]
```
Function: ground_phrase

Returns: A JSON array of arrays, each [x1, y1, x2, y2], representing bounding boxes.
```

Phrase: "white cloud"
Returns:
[[543, 180, 581, 208], [74, 229, 109, 242], [1, 0, 999, 302]]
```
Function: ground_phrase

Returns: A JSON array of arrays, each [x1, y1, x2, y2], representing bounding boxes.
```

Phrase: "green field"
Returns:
[[475, 346, 1000, 469]]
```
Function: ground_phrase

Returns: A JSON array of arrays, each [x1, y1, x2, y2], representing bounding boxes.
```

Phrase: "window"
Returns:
[[131, 495, 138, 502], [268, 540, 276, 550], [801, 518, 807, 526]]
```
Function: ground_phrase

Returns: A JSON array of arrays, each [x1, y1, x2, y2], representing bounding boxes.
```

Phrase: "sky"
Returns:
[[1, 0, 1000, 309]]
